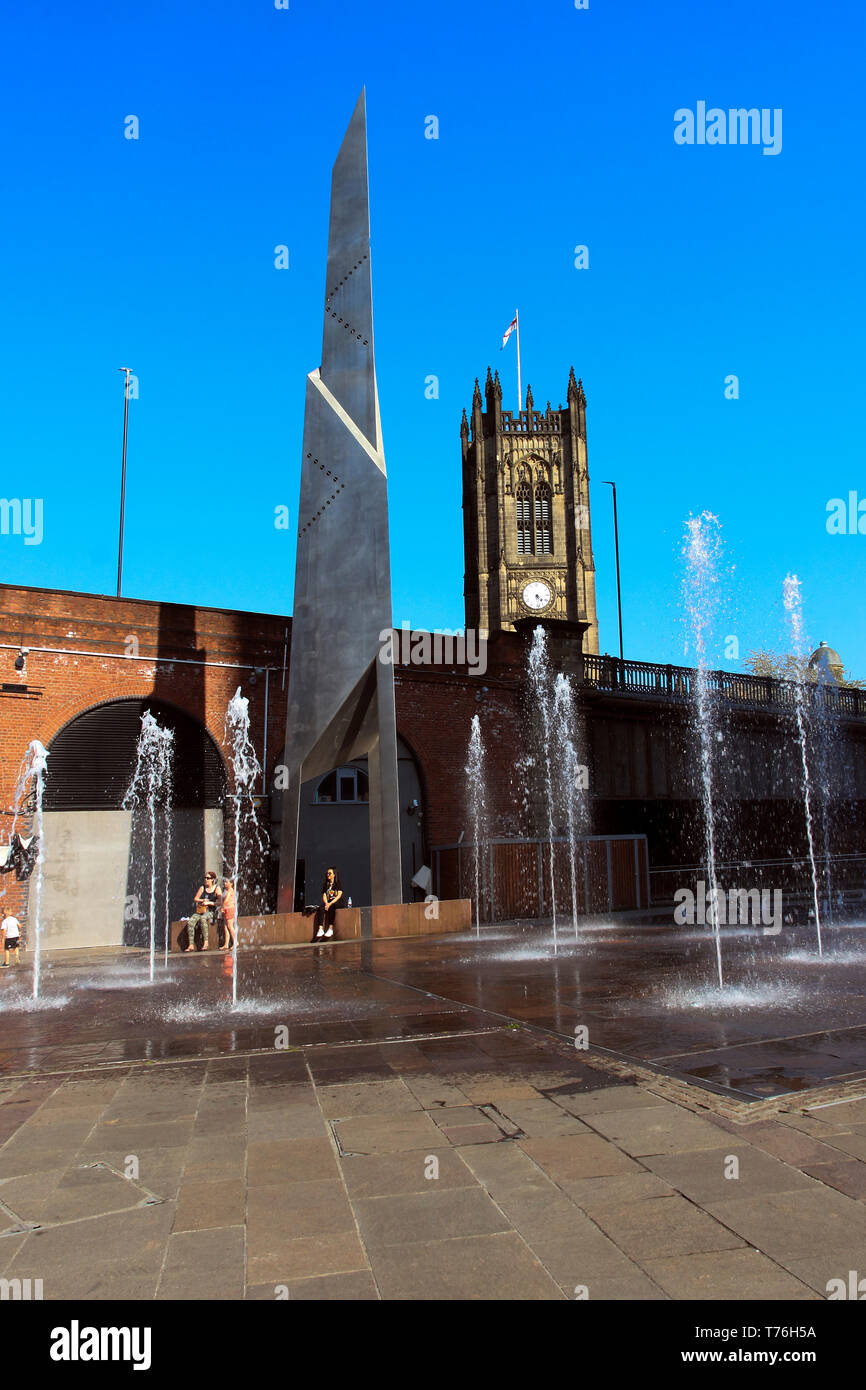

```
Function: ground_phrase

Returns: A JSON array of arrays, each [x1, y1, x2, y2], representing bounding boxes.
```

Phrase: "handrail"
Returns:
[[578, 654, 866, 717]]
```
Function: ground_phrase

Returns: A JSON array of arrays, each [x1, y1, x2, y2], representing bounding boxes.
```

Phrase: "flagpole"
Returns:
[[117, 366, 133, 598], [515, 308, 522, 411]]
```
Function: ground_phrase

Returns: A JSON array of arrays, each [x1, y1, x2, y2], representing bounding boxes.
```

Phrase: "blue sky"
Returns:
[[1, 0, 863, 671]]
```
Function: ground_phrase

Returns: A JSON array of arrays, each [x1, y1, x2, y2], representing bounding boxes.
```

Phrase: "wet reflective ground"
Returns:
[[353, 919, 866, 1099], [1, 918, 864, 1099]]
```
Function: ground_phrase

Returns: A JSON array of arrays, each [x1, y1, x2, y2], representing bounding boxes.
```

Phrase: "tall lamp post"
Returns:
[[601, 480, 624, 661], [117, 367, 133, 597]]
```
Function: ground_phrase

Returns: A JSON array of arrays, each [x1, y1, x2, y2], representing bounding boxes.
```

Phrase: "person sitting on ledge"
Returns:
[[187, 871, 222, 952], [311, 867, 343, 942]]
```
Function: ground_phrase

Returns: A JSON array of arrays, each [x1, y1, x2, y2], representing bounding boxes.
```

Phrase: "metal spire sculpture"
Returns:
[[276, 90, 403, 911]]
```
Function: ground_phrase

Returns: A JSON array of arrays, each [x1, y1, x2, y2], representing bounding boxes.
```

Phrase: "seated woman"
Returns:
[[187, 871, 222, 951], [311, 867, 343, 942]]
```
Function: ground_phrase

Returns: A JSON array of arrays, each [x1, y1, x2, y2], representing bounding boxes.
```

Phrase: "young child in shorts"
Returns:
[[1, 913, 21, 967]]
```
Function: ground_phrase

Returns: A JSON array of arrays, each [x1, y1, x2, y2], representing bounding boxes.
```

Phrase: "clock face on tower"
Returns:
[[522, 580, 553, 612]]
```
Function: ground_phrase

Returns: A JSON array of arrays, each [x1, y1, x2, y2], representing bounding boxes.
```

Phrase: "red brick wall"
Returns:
[[393, 632, 532, 848], [0, 584, 292, 919]]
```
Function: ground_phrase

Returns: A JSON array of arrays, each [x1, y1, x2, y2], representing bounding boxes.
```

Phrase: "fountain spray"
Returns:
[[811, 652, 838, 926], [465, 715, 488, 936], [554, 673, 586, 941], [783, 576, 823, 955], [7, 741, 49, 1000], [122, 712, 175, 982], [224, 688, 266, 1005], [682, 514, 725, 989], [528, 628, 559, 953]]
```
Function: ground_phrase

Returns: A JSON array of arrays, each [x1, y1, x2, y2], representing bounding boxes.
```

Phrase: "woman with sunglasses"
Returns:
[[189, 871, 222, 951]]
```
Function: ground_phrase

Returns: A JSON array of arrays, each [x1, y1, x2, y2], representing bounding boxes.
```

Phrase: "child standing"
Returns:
[[222, 878, 236, 951], [1, 913, 21, 967]]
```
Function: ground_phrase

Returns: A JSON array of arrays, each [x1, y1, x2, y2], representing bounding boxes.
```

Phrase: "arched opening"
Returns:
[[42, 698, 226, 949], [271, 737, 425, 909], [314, 767, 369, 804]]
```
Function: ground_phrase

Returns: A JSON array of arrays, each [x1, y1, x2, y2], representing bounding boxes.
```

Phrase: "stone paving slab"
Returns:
[[368, 1231, 564, 1300], [332, 1110, 446, 1156], [353, 1186, 511, 1247], [799, 1158, 866, 1200], [519, 1133, 642, 1180], [806, 1097, 866, 1125], [247, 1231, 369, 1286], [174, 1178, 245, 1232], [157, 1225, 245, 1300], [640, 1145, 818, 1203], [7, 1203, 177, 1299], [584, 1103, 735, 1156], [816, 1131, 866, 1160], [704, 1187, 866, 1263], [247, 1271, 380, 1300], [457, 1141, 546, 1193], [247, 1137, 337, 1185], [780, 1253, 866, 1296], [642, 1248, 819, 1301], [339, 1148, 473, 1199], [588, 1193, 745, 1260], [248, 1179, 356, 1243], [317, 1079, 422, 1119], [552, 1085, 670, 1117], [560, 1171, 676, 1212]]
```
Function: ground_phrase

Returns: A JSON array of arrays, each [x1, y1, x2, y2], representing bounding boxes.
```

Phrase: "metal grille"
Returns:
[[516, 483, 532, 554], [535, 484, 552, 554], [43, 699, 225, 810]]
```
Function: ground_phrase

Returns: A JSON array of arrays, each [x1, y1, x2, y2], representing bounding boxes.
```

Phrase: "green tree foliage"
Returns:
[[743, 650, 864, 689]]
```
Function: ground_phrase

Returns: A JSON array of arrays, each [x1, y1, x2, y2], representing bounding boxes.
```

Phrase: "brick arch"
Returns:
[[13, 668, 231, 779], [42, 695, 228, 810]]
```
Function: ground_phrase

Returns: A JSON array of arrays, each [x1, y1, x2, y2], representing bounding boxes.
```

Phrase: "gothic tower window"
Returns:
[[535, 483, 553, 555], [516, 482, 532, 554]]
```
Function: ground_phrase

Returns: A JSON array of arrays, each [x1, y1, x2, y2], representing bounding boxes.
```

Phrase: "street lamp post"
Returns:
[[117, 367, 133, 597], [601, 480, 624, 661]]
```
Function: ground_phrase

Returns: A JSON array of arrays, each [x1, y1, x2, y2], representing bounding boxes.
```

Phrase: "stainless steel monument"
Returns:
[[276, 90, 403, 912]]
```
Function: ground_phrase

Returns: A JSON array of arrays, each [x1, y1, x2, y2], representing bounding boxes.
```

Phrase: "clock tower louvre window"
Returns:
[[535, 483, 552, 555], [516, 482, 532, 554]]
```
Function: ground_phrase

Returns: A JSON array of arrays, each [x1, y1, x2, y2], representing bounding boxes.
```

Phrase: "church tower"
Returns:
[[461, 367, 599, 651]]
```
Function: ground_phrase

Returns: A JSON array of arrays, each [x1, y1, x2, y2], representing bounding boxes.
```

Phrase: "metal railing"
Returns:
[[649, 853, 866, 906], [580, 654, 866, 718]]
